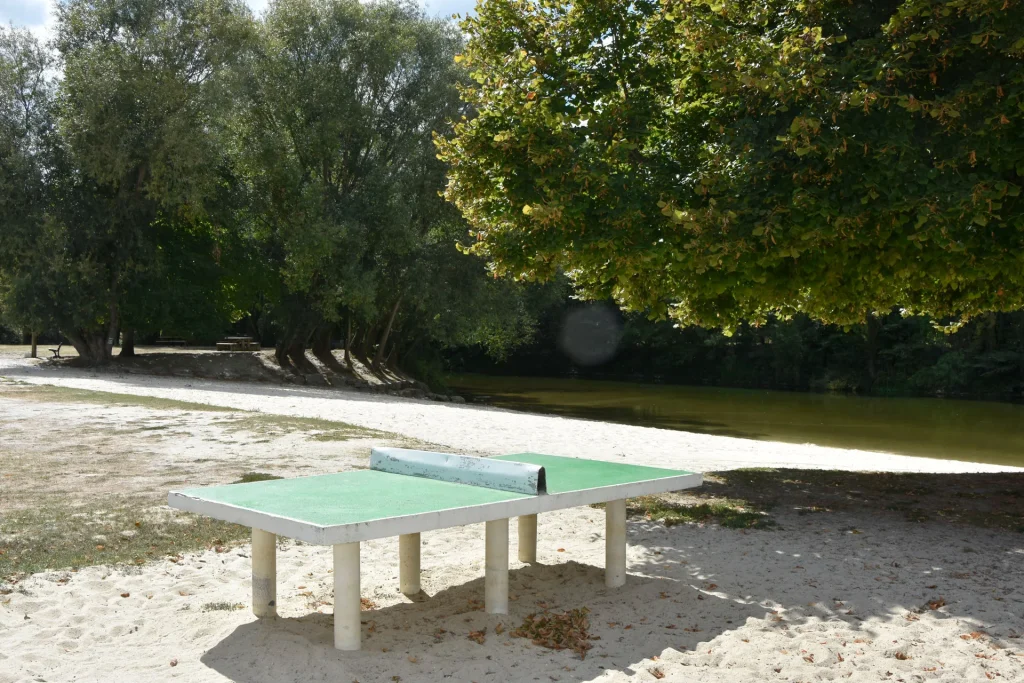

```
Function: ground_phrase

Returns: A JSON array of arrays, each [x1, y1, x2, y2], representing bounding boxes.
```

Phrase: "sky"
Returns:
[[1, 0, 476, 41]]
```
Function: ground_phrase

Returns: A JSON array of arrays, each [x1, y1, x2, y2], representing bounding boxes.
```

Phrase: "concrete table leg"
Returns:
[[518, 514, 537, 563], [605, 499, 627, 588], [399, 533, 421, 596], [485, 518, 509, 614], [333, 542, 361, 651], [251, 528, 276, 617]]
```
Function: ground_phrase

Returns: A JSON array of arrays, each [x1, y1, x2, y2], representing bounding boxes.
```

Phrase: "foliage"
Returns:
[[449, 301, 1024, 400], [231, 0, 540, 369], [0, 0, 254, 363], [438, 0, 1024, 331]]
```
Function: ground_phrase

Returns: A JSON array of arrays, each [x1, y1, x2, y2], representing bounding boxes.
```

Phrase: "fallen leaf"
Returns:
[[650, 667, 665, 679], [557, 548, 565, 552], [169, 659, 178, 667], [468, 629, 487, 645], [894, 652, 912, 660], [495, 623, 505, 635], [511, 608, 593, 659], [927, 598, 947, 610], [120, 592, 130, 598]]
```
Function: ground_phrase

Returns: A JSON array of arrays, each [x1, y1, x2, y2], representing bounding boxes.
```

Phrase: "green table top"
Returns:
[[169, 453, 697, 541]]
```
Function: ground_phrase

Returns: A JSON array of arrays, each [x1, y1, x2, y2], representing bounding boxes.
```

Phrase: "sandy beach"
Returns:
[[1, 353, 1023, 683]]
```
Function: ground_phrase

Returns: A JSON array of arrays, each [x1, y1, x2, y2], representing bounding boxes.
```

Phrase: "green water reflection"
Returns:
[[448, 374, 1024, 468]]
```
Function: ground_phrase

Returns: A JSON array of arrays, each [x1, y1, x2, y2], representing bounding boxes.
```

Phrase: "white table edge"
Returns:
[[167, 472, 704, 545]]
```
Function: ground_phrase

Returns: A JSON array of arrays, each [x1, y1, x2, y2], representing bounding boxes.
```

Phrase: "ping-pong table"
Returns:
[[168, 448, 701, 650]]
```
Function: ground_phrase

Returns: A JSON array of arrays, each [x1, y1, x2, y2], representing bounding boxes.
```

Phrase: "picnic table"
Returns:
[[169, 448, 701, 650], [216, 336, 260, 352]]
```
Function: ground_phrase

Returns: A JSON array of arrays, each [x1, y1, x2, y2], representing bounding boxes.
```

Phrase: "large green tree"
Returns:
[[233, 0, 533, 372], [438, 0, 1024, 331], [0, 27, 54, 339], [0, 0, 252, 364]]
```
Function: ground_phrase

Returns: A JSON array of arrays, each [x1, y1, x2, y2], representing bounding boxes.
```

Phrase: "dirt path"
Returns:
[[0, 353, 1019, 474]]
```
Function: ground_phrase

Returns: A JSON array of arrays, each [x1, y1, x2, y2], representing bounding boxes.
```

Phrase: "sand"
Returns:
[[1, 354, 1023, 682]]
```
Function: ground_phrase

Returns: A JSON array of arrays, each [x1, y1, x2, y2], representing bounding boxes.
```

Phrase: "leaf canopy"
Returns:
[[437, 0, 1024, 329]]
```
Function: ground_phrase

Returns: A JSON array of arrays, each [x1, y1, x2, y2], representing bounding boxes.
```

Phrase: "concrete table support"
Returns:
[[399, 533, 421, 596], [485, 518, 509, 614], [251, 528, 277, 617], [333, 542, 361, 651], [518, 514, 537, 563], [605, 499, 627, 588]]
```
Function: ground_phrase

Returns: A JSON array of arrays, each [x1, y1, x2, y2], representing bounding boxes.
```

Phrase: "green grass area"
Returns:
[[234, 471, 283, 484], [218, 413, 385, 442], [2, 383, 236, 413], [626, 495, 777, 530], [2, 382, 388, 442], [592, 495, 776, 530], [705, 468, 1024, 533], [0, 498, 249, 582], [202, 601, 245, 611]]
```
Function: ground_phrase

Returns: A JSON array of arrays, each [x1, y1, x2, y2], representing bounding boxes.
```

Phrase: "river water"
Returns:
[[448, 374, 1024, 468]]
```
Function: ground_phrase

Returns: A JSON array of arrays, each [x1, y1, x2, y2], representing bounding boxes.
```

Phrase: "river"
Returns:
[[448, 374, 1024, 468]]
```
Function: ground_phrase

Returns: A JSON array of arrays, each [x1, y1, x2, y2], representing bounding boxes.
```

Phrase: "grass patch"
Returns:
[[0, 498, 249, 581], [0, 383, 236, 414], [702, 468, 1024, 533], [627, 495, 776, 530], [2, 382, 386, 441], [219, 413, 383, 442], [234, 471, 283, 484], [202, 601, 245, 612]]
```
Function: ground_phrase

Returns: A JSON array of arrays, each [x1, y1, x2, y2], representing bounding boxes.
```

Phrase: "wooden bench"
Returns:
[[155, 337, 187, 347], [48, 342, 62, 358]]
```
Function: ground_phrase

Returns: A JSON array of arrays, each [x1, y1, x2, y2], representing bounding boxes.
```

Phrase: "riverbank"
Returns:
[[450, 373, 1024, 469], [0, 352, 1017, 474], [1, 353, 1023, 682]]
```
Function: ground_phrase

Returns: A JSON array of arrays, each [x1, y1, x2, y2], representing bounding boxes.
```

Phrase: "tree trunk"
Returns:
[[66, 329, 114, 365], [120, 328, 136, 357], [373, 297, 402, 370], [30, 332, 37, 359], [344, 313, 353, 368], [865, 312, 881, 388], [275, 323, 317, 373], [357, 324, 376, 364], [312, 324, 345, 372]]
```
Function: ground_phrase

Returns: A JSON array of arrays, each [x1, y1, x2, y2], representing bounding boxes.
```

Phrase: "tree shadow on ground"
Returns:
[[200, 561, 763, 683], [684, 468, 1024, 534]]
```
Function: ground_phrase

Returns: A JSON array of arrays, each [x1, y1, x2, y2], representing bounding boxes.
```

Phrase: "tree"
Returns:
[[0, 0, 253, 364], [437, 0, 1024, 331], [0, 27, 53, 344], [232, 0, 496, 371]]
